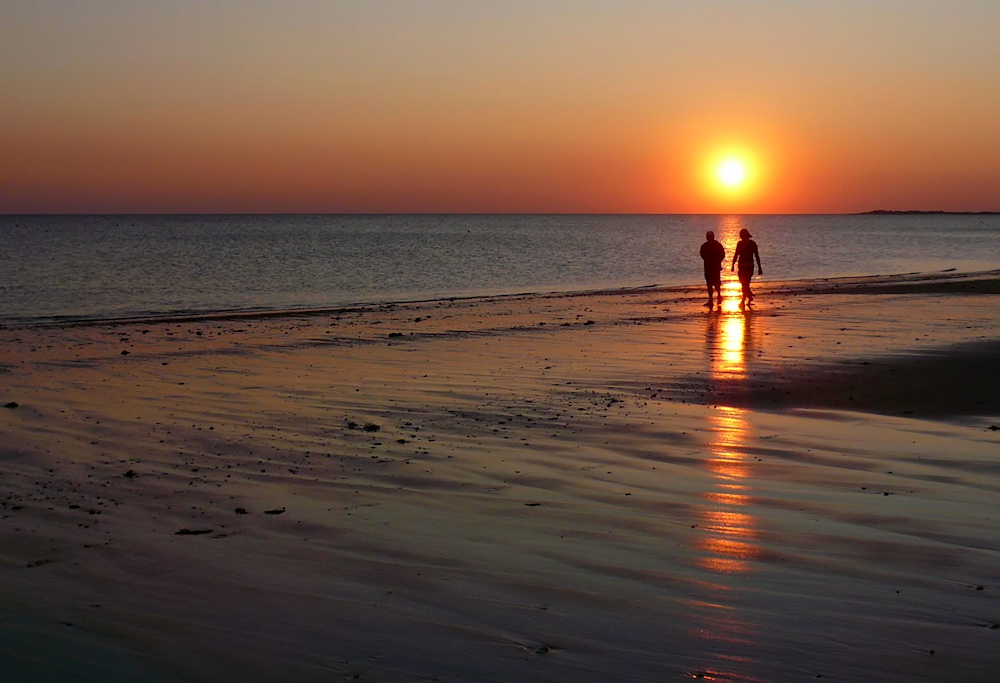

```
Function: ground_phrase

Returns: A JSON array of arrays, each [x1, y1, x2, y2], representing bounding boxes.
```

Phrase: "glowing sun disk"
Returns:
[[717, 159, 747, 188]]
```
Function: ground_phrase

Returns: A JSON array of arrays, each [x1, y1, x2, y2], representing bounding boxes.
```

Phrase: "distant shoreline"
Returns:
[[860, 209, 1000, 215]]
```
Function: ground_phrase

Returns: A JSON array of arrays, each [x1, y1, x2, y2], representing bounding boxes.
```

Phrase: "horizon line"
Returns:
[[4, 210, 999, 218]]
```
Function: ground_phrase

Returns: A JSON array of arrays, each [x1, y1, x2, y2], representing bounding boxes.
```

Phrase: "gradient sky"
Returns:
[[3, 0, 999, 213]]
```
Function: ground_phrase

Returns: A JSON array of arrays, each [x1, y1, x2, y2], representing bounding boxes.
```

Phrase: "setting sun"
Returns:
[[717, 159, 748, 188], [696, 147, 762, 208]]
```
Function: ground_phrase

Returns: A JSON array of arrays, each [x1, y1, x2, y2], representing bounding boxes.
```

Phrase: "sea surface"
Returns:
[[1, 214, 999, 325]]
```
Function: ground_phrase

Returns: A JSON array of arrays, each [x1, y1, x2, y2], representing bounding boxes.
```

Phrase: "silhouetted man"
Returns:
[[699, 231, 725, 309], [731, 228, 763, 307]]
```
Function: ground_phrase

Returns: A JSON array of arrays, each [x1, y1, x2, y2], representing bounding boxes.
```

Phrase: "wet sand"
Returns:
[[1, 272, 999, 682]]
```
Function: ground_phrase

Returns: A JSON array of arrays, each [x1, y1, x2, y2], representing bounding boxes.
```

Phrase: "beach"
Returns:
[[2, 272, 999, 682]]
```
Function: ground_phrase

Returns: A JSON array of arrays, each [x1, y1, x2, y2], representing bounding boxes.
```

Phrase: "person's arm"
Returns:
[[754, 244, 763, 275], [731, 247, 737, 272]]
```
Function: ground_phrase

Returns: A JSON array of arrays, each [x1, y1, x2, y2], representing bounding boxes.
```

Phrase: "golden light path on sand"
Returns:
[[688, 307, 763, 680], [699, 406, 758, 575], [701, 309, 759, 574]]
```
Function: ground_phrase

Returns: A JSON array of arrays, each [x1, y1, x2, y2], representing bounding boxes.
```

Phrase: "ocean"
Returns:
[[1, 214, 998, 325]]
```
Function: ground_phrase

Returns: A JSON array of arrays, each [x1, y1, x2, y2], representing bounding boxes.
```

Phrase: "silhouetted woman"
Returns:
[[731, 228, 762, 307]]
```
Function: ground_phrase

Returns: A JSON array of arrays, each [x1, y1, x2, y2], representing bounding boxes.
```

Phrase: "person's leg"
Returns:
[[739, 272, 750, 304], [705, 273, 720, 308]]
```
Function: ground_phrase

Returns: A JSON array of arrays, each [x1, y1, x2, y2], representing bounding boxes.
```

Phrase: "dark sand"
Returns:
[[1, 272, 999, 682]]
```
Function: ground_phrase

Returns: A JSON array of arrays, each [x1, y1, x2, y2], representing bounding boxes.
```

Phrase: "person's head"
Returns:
[[705, 231, 715, 241], [739, 228, 752, 239]]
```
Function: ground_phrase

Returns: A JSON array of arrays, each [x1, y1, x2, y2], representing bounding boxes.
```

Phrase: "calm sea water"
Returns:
[[1, 214, 998, 325]]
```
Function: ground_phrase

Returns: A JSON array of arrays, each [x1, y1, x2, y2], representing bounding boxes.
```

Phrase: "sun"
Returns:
[[697, 146, 762, 204], [717, 159, 748, 188]]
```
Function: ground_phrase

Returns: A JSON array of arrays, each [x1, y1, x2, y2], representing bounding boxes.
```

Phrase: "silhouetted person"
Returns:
[[731, 228, 762, 307], [699, 231, 725, 309]]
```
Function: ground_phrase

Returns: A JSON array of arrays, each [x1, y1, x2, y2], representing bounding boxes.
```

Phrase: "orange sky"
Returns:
[[3, 1, 999, 213]]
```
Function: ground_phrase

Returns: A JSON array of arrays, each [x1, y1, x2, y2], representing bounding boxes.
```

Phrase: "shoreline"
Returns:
[[6, 267, 1000, 331]]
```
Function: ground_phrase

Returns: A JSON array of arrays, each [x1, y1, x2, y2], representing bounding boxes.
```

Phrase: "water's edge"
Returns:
[[10, 268, 998, 330]]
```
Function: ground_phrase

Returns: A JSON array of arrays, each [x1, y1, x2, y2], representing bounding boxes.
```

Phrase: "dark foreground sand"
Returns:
[[1, 272, 999, 682]]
